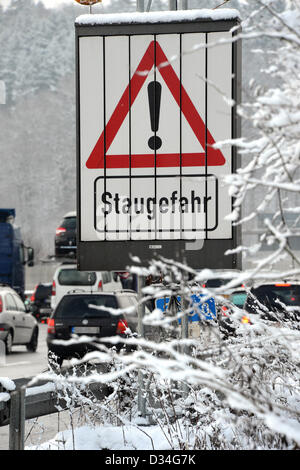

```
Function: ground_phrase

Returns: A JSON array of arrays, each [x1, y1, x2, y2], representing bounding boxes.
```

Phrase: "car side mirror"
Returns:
[[27, 247, 34, 267]]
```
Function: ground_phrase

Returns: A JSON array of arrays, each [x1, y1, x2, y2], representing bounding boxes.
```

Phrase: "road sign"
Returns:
[[155, 294, 216, 321], [86, 40, 225, 170], [76, 10, 241, 270]]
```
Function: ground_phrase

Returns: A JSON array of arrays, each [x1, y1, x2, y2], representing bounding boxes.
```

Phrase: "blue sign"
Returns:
[[189, 294, 216, 321], [155, 294, 216, 321], [155, 296, 181, 314]]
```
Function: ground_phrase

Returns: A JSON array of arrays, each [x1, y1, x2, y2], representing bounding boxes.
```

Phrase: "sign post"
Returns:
[[137, 274, 146, 417], [137, 0, 145, 12], [75, 9, 241, 272], [169, 0, 177, 10]]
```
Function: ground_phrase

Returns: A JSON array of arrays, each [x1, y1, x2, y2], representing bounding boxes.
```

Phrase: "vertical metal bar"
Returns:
[[181, 294, 189, 397], [137, 275, 145, 339], [9, 387, 25, 450], [0, 339, 5, 366], [181, 301, 189, 343], [137, 275, 146, 417], [179, 0, 188, 9], [0, 384, 5, 426], [169, 0, 177, 10], [137, 0, 145, 12]]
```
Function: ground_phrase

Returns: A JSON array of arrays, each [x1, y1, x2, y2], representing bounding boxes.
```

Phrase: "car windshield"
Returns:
[[58, 269, 97, 286], [35, 284, 52, 300], [54, 295, 118, 319]]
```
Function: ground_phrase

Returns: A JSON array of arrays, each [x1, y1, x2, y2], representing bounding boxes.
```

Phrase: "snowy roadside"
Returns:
[[26, 424, 171, 451]]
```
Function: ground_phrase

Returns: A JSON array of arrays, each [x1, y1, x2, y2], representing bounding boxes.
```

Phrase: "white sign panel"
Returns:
[[79, 30, 233, 243]]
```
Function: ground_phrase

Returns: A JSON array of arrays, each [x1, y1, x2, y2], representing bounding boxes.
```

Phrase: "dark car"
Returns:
[[47, 291, 138, 366], [55, 211, 76, 258], [244, 282, 300, 323], [0, 286, 39, 354], [30, 283, 52, 322]]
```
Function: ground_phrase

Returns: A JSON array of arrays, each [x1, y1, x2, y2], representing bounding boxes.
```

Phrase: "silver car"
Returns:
[[0, 286, 39, 354]]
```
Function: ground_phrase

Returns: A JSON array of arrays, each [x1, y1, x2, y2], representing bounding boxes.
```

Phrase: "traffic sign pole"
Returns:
[[137, 0, 145, 12], [169, 0, 177, 10], [179, 0, 188, 9], [137, 275, 146, 418]]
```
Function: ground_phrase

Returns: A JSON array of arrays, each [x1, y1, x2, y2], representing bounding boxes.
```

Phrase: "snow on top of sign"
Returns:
[[75, 9, 240, 26]]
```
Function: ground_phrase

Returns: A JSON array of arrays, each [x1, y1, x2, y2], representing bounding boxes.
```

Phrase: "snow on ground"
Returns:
[[26, 424, 171, 451]]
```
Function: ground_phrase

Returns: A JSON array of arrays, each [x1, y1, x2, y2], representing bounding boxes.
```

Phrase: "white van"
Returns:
[[51, 264, 122, 310]]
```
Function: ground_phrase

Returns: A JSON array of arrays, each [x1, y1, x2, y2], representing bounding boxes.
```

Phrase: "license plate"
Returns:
[[72, 326, 100, 334], [40, 308, 51, 314]]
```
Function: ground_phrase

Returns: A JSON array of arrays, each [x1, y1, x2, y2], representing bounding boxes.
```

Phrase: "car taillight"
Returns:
[[31, 285, 37, 302], [52, 280, 56, 296], [56, 227, 66, 236], [221, 306, 228, 316], [241, 316, 251, 324], [98, 280, 103, 290], [117, 319, 128, 335], [47, 318, 55, 334], [0, 296, 2, 313]]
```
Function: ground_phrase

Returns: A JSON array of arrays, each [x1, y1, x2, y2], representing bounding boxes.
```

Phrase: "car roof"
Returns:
[[250, 281, 300, 290], [54, 264, 114, 273], [63, 211, 76, 218], [56, 263, 77, 269], [0, 286, 22, 295], [54, 264, 97, 275]]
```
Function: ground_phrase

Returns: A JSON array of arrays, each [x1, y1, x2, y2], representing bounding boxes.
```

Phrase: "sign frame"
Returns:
[[75, 14, 242, 271]]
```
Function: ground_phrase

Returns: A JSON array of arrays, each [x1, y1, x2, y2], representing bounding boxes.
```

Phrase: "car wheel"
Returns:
[[5, 331, 13, 355], [26, 328, 38, 352]]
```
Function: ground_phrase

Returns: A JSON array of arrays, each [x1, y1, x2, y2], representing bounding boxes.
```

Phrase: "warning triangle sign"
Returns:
[[86, 40, 225, 169]]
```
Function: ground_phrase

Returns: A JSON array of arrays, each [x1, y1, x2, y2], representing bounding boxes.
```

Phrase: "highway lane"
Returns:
[[0, 323, 49, 381], [0, 322, 111, 450], [0, 323, 65, 450], [0, 322, 92, 450]]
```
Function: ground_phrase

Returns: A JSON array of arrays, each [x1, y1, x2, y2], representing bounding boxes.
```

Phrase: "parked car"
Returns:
[[244, 282, 300, 323], [47, 290, 139, 366], [0, 286, 39, 354], [51, 263, 122, 310], [55, 211, 77, 258], [30, 283, 52, 322]]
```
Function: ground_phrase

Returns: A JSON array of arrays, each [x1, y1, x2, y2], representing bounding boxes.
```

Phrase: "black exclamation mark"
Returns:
[[148, 81, 162, 150]]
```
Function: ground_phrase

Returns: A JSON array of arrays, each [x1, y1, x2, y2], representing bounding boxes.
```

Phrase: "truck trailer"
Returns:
[[0, 209, 34, 299]]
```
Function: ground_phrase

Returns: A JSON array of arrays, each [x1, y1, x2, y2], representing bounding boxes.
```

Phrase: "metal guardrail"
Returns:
[[0, 375, 109, 450]]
